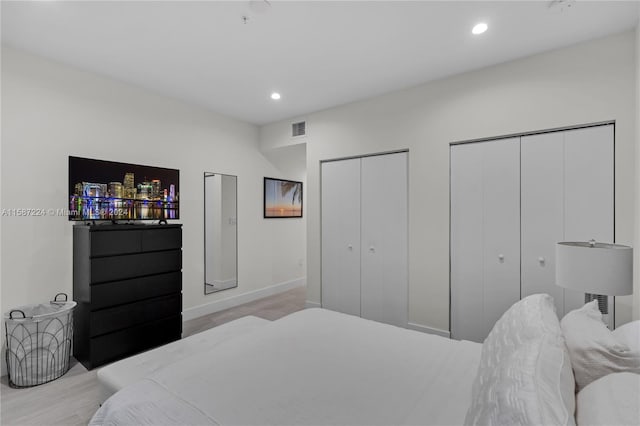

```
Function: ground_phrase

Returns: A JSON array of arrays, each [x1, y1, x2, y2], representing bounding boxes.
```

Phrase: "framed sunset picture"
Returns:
[[264, 177, 303, 218]]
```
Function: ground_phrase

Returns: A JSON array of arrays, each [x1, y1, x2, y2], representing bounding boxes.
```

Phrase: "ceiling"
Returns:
[[2, 1, 638, 125]]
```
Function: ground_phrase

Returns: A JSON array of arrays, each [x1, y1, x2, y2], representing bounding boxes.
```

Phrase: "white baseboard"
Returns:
[[183, 277, 306, 321], [305, 300, 321, 309], [407, 322, 451, 338]]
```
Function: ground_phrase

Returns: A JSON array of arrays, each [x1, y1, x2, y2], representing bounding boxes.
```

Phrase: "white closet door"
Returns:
[[451, 139, 520, 342], [360, 152, 408, 327], [481, 138, 521, 339], [563, 125, 614, 324], [321, 159, 362, 316], [451, 143, 485, 342], [521, 132, 565, 315]]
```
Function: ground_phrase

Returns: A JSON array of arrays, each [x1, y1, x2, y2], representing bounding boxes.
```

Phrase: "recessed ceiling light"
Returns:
[[472, 23, 488, 35], [271, 92, 281, 100]]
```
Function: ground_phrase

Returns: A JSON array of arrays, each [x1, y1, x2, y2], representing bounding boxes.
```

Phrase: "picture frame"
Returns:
[[264, 177, 303, 218]]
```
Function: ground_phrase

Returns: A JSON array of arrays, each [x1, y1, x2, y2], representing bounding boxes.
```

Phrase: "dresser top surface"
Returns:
[[74, 223, 182, 231]]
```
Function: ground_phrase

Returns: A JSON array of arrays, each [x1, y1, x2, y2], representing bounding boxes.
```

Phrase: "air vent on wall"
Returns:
[[292, 121, 306, 137]]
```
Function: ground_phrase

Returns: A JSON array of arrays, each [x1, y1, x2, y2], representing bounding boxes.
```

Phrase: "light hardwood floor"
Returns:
[[1, 286, 306, 426]]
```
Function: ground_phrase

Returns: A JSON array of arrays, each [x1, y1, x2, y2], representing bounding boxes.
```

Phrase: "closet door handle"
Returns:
[[369, 246, 376, 253], [538, 257, 545, 265], [347, 244, 353, 251], [498, 254, 504, 262]]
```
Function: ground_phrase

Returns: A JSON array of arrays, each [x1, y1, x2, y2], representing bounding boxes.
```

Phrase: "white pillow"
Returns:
[[560, 301, 640, 392], [465, 294, 576, 426], [612, 320, 640, 352], [480, 293, 565, 361], [576, 372, 640, 426]]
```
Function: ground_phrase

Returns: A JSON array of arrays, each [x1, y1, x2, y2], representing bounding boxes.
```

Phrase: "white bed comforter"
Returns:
[[91, 308, 481, 425]]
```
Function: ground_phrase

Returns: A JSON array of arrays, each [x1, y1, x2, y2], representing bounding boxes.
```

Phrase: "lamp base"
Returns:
[[585, 293, 608, 314]]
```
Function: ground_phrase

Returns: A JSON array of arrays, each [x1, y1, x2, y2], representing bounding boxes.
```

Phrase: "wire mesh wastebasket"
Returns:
[[4, 293, 76, 388]]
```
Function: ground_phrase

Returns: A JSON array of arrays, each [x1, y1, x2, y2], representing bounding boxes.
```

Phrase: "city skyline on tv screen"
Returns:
[[69, 156, 179, 221]]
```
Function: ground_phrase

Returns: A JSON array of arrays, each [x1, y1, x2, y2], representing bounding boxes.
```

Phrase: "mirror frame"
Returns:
[[204, 172, 238, 295]]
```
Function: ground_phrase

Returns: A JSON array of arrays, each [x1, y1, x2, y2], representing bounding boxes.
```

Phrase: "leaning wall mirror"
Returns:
[[204, 172, 238, 294]]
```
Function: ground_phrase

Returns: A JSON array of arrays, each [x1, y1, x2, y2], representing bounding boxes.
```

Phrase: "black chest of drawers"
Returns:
[[73, 224, 182, 369]]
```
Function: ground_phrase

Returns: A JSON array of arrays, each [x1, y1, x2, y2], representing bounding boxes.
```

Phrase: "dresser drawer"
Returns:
[[91, 230, 141, 257], [90, 272, 181, 310], [90, 293, 181, 336], [90, 250, 181, 283], [90, 315, 181, 368], [141, 227, 182, 252]]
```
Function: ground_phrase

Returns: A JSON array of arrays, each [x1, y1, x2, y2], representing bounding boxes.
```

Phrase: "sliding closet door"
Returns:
[[563, 125, 614, 323], [360, 152, 408, 327], [451, 143, 485, 342], [521, 132, 565, 315], [321, 159, 361, 316], [481, 139, 521, 338], [451, 138, 520, 342], [452, 124, 614, 339], [521, 124, 614, 323]]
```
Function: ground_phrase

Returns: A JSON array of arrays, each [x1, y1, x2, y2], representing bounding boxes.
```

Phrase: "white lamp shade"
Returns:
[[556, 242, 633, 296]]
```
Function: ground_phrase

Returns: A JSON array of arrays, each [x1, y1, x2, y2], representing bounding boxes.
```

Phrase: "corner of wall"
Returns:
[[259, 117, 308, 153], [258, 118, 308, 183]]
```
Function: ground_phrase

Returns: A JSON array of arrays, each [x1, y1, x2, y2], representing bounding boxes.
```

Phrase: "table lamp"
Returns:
[[556, 240, 633, 327]]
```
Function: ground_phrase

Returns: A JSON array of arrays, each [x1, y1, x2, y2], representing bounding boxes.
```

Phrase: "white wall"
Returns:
[[261, 31, 637, 332], [635, 22, 640, 321], [260, 141, 308, 289], [1, 47, 306, 328]]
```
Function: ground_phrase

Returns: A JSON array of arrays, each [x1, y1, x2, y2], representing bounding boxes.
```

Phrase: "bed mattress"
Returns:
[[92, 308, 481, 425]]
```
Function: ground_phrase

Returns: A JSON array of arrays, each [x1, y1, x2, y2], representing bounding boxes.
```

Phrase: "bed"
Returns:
[[90, 295, 640, 426]]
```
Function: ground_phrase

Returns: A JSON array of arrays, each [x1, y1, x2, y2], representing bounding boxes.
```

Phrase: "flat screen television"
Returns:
[[69, 156, 179, 221]]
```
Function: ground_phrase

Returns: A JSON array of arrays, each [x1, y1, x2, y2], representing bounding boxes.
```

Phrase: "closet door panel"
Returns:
[[321, 159, 362, 316], [360, 152, 408, 327], [563, 125, 614, 320], [521, 132, 565, 315], [481, 138, 521, 339], [450, 143, 485, 342]]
